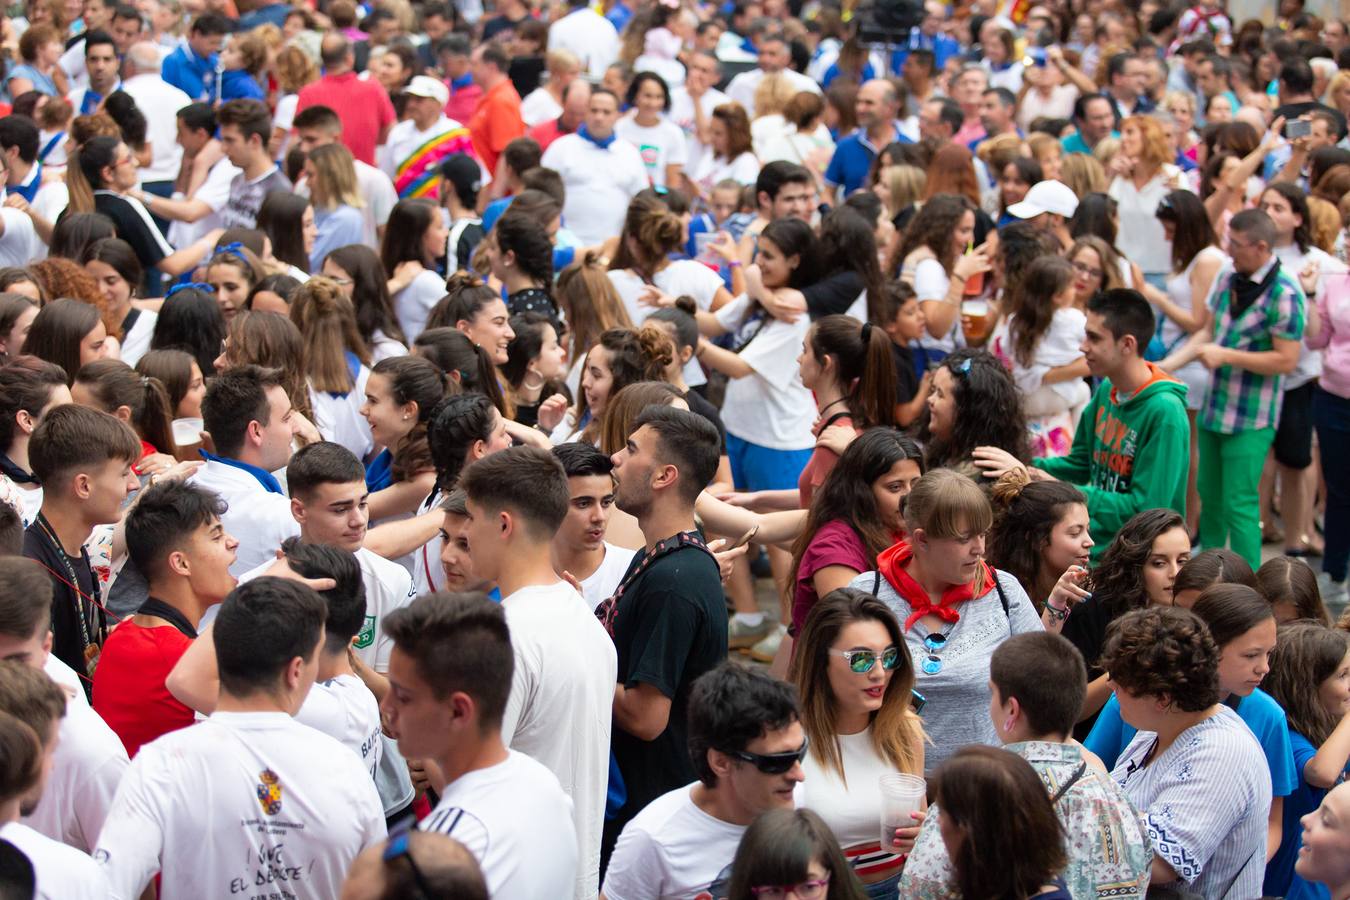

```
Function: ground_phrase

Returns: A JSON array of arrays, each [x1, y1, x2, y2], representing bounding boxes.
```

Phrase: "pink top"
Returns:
[[1307, 271, 1350, 400], [295, 72, 396, 166], [792, 519, 871, 636]]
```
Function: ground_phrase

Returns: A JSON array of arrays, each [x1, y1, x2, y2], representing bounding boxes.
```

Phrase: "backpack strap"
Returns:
[[992, 569, 1010, 617], [872, 569, 882, 597]]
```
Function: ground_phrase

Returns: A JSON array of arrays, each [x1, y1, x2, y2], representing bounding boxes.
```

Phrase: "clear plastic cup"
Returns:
[[878, 773, 927, 852], [172, 417, 204, 448]]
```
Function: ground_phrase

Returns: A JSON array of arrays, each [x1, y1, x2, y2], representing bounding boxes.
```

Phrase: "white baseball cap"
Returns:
[[1006, 180, 1079, 220], [404, 75, 450, 107]]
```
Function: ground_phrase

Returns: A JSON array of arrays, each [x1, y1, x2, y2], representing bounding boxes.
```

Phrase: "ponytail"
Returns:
[[809, 315, 898, 429], [290, 276, 371, 394], [371, 356, 448, 482], [73, 358, 178, 457], [412, 326, 508, 416]]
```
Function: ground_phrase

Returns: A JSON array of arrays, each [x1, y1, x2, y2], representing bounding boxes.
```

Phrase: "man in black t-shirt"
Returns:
[[602, 406, 728, 863], [22, 406, 142, 693]]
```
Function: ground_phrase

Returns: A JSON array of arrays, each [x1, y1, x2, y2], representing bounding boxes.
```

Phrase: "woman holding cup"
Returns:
[[791, 588, 925, 899]]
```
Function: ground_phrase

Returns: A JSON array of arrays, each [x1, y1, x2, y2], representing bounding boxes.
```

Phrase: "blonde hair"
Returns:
[[1060, 152, 1107, 197], [290, 276, 371, 393], [754, 73, 797, 120], [1120, 115, 1170, 172], [902, 468, 993, 540], [1306, 196, 1340, 254], [307, 143, 364, 210], [274, 45, 318, 93], [1162, 89, 1196, 118], [975, 132, 1024, 171], [544, 48, 580, 76], [883, 165, 926, 216], [1091, 136, 1121, 171], [556, 250, 633, 363], [1027, 132, 1062, 168]]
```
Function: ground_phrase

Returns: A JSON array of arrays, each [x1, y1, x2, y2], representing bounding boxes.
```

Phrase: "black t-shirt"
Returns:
[[683, 389, 728, 453], [93, 193, 169, 270], [1061, 595, 1113, 740], [890, 340, 923, 405], [23, 519, 104, 697], [610, 535, 727, 824], [802, 269, 864, 319], [482, 13, 527, 41]]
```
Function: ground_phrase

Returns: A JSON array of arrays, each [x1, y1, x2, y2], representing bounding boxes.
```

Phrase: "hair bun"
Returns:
[[989, 468, 1031, 506]]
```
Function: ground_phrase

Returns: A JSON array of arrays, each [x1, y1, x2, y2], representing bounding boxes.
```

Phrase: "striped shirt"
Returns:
[[1200, 258, 1306, 434], [380, 116, 480, 200], [1113, 706, 1271, 900]]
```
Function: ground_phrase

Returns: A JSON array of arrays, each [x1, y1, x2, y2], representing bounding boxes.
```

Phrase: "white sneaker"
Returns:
[[750, 624, 786, 663], [729, 616, 772, 650], [1318, 571, 1348, 611]]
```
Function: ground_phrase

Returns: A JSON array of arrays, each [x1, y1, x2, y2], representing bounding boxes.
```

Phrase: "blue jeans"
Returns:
[[1315, 386, 1350, 581], [864, 872, 901, 899]]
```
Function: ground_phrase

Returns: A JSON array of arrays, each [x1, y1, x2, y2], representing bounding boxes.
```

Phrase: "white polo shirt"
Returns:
[[189, 458, 300, 577], [540, 133, 649, 245]]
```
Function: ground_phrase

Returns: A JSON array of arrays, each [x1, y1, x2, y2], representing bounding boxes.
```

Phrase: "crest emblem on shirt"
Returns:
[[354, 614, 376, 649], [255, 769, 283, 816]]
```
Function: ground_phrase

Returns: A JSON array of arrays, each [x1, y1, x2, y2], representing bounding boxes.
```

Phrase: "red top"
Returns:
[[527, 117, 573, 153], [295, 72, 396, 166], [796, 414, 858, 508], [445, 82, 483, 128], [792, 518, 872, 636], [91, 620, 195, 757], [468, 78, 525, 176]]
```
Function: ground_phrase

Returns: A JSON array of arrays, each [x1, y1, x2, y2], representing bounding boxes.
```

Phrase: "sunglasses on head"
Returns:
[[383, 824, 434, 898], [722, 736, 810, 774], [829, 646, 902, 674]]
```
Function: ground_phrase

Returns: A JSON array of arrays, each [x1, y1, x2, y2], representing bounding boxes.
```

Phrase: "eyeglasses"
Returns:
[[829, 646, 901, 674], [1071, 260, 1103, 280], [383, 825, 435, 898], [751, 877, 831, 899], [721, 737, 809, 775]]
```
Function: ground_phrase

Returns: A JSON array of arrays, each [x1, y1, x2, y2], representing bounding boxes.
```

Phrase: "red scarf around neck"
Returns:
[[876, 539, 996, 632]]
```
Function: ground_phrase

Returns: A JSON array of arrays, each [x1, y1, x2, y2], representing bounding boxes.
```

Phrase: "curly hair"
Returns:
[[575, 327, 673, 444], [1086, 508, 1187, 620], [1265, 622, 1350, 747], [30, 258, 116, 338], [988, 470, 1087, 609], [428, 392, 498, 492], [998, 222, 1062, 322], [914, 349, 1028, 472], [892, 193, 975, 277], [1100, 606, 1221, 711]]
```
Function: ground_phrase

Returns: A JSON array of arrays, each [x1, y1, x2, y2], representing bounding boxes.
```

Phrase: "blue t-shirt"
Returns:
[[824, 126, 910, 198], [1267, 730, 1346, 900], [1086, 688, 1297, 798]]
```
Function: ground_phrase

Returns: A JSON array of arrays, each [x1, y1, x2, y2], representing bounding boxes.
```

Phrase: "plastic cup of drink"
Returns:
[[962, 299, 990, 342], [172, 417, 204, 448], [878, 773, 927, 852]]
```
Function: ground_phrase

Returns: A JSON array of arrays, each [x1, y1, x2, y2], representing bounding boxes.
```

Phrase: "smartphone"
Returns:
[[724, 525, 760, 552], [1288, 119, 1313, 139], [911, 689, 927, 714]]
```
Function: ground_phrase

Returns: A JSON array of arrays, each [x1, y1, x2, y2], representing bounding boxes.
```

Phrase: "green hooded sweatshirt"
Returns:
[[1034, 363, 1190, 560]]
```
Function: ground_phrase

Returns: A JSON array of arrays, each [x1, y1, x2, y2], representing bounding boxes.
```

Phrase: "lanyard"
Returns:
[[32, 513, 104, 664], [595, 531, 714, 638]]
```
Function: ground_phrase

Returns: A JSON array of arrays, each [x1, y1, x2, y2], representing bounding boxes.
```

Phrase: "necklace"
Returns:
[[817, 396, 849, 419], [919, 621, 956, 675]]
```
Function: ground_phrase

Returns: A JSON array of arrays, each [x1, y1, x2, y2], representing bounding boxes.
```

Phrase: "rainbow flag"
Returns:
[[394, 125, 478, 200]]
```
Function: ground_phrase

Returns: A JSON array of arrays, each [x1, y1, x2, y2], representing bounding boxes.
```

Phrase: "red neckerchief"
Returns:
[[876, 539, 996, 632]]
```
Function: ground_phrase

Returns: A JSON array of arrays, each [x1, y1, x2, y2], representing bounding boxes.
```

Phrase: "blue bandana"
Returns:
[[578, 123, 616, 149], [365, 448, 394, 492], [200, 449, 284, 495]]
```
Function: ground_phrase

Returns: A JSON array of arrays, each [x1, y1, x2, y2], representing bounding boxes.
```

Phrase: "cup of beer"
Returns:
[[962, 299, 991, 343], [878, 773, 927, 851]]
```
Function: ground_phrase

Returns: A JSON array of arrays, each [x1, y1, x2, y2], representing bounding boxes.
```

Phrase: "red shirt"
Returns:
[[445, 80, 483, 127], [295, 72, 396, 166], [92, 619, 196, 757], [527, 117, 573, 152], [797, 414, 858, 508], [468, 78, 525, 176]]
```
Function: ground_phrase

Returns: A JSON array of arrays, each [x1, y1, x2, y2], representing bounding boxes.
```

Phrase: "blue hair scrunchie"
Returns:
[[165, 282, 214, 298]]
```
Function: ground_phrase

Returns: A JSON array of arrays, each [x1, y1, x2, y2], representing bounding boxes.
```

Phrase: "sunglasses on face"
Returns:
[[829, 646, 901, 674], [722, 737, 810, 775]]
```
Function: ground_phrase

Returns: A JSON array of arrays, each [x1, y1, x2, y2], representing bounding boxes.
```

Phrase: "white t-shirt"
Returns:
[[499, 581, 617, 900], [691, 150, 760, 195], [797, 727, 907, 874], [294, 672, 383, 778], [411, 487, 445, 594], [715, 293, 816, 451], [166, 156, 241, 249], [602, 783, 742, 900], [724, 67, 821, 117], [541, 134, 649, 246], [905, 254, 964, 359], [607, 260, 724, 388], [189, 459, 300, 577], [420, 750, 577, 900], [669, 86, 730, 178], [614, 116, 689, 189], [578, 541, 637, 610], [308, 365, 375, 461], [94, 710, 386, 900], [988, 306, 1090, 412], [370, 327, 408, 364], [352, 546, 417, 672], [0, 822, 108, 900], [22, 666, 128, 853], [547, 8, 619, 80], [393, 269, 447, 344], [0, 208, 42, 267], [520, 87, 563, 127], [122, 73, 191, 184], [118, 309, 157, 367]]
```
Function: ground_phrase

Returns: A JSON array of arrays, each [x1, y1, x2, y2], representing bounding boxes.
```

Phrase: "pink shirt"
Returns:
[[1307, 273, 1350, 400], [295, 72, 395, 166], [792, 519, 871, 636]]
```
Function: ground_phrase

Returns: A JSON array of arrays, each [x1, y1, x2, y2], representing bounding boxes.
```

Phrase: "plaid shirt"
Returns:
[[1200, 258, 1306, 434]]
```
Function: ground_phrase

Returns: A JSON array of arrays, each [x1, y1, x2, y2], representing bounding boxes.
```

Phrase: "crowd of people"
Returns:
[[3, 0, 1350, 896]]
